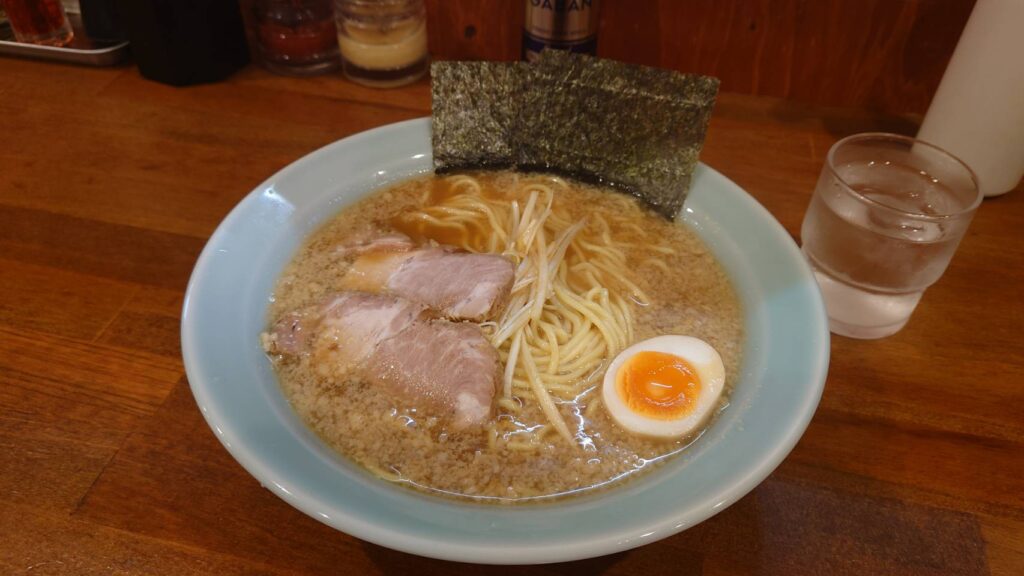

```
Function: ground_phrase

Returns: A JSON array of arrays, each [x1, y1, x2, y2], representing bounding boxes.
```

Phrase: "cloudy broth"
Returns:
[[265, 171, 742, 503]]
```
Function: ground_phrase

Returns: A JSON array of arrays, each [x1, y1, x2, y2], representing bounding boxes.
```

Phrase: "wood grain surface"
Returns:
[[2, 54, 1023, 575], [423, 0, 976, 114]]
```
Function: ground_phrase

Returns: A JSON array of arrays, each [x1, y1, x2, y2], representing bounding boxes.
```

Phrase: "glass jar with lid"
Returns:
[[253, 0, 341, 76], [334, 0, 429, 88]]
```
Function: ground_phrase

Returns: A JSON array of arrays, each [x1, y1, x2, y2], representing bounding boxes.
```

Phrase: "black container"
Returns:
[[80, 0, 123, 42], [114, 0, 249, 86]]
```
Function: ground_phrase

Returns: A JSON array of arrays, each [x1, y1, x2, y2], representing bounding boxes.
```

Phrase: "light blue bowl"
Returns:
[[181, 118, 829, 564]]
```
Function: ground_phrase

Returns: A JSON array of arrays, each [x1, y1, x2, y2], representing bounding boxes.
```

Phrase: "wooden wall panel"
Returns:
[[424, 0, 976, 113]]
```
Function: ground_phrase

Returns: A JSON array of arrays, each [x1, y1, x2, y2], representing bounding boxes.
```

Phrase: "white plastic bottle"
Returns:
[[916, 0, 1024, 197]]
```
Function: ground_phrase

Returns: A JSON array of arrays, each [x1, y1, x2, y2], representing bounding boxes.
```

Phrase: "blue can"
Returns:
[[522, 0, 600, 62]]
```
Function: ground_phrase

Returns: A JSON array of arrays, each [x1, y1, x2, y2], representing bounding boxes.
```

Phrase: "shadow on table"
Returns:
[[359, 471, 989, 575]]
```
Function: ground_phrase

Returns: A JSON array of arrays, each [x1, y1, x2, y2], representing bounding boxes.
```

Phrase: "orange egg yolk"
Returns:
[[616, 351, 701, 420]]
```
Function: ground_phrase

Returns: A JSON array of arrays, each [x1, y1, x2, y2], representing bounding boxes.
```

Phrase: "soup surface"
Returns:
[[265, 171, 742, 502]]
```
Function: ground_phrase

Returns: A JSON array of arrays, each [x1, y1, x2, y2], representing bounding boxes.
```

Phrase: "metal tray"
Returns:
[[0, 11, 128, 66]]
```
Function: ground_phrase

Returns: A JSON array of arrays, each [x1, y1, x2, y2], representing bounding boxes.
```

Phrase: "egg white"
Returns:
[[601, 335, 726, 439]]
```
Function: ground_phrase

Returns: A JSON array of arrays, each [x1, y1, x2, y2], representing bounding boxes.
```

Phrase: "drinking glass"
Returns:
[[1, 0, 73, 46], [800, 133, 981, 339]]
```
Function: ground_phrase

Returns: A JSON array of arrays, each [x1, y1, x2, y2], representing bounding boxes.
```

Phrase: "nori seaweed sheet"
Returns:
[[431, 61, 527, 171], [430, 53, 719, 219]]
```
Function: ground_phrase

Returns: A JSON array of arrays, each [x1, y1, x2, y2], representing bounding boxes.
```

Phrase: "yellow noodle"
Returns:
[[503, 332, 522, 400], [486, 423, 497, 451], [644, 258, 672, 272], [399, 174, 640, 446], [532, 226, 548, 321], [506, 442, 541, 452], [496, 396, 522, 413], [363, 463, 401, 482], [542, 324, 559, 374], [553, 284, 621, 354]]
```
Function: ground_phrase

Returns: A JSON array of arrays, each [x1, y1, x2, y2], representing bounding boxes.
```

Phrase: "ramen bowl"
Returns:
[[181, 118, 829, 564]]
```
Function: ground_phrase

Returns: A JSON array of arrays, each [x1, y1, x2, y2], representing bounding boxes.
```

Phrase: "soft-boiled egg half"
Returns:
[[602, 335, 726, 439]]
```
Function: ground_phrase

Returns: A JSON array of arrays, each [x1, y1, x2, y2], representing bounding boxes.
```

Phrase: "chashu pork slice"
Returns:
[[340, 244, 515, 323], [264, 291, 499, 430], [313, 292, 426, 369], [368, 319, 499, 431], [263, 291, 424, 359]]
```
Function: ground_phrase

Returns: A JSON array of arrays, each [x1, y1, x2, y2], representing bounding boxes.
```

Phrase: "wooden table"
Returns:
[[2, 57, 1022, 575]]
